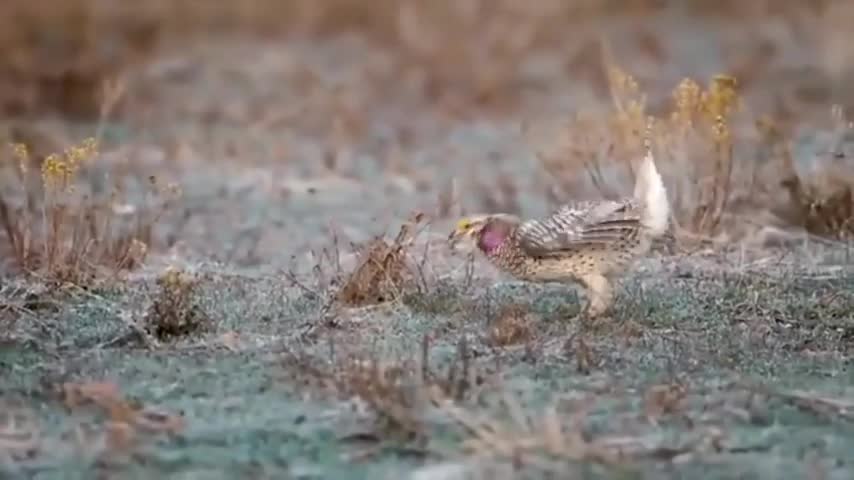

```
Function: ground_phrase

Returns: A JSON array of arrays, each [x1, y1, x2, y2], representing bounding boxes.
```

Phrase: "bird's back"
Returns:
[[490, 198, 653, 282], [487, 133, 669, 284]]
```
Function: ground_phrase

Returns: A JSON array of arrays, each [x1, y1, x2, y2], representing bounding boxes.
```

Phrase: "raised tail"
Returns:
[[633, 148, 670, 237]]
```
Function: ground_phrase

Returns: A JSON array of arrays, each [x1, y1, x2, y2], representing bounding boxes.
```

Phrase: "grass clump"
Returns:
[[486, 303, 536, 347], [60, 380, 185, 466], [284, 335, 484, 440], [334, 230, 412, 307], [290, 212, 431, 309], [143, 267, 210, 341], [0, 137, 178, 286], [61, 381, 185, 435], [0, 382, 184, 474]]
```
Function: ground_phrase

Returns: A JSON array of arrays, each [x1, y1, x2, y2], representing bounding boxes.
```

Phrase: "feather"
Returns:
[[515, 199, 641, 257]]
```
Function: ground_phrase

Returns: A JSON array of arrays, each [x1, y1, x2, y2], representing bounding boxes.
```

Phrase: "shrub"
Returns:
[[0, 137, 179, 285]]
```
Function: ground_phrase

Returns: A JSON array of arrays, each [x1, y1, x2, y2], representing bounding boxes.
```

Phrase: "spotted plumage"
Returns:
[[449, 146, 669, 320]]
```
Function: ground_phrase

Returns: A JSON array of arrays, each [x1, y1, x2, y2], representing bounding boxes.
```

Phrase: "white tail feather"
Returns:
[[633, 149, 670, 237]]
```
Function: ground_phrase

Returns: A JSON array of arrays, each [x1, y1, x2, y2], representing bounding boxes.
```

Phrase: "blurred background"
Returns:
[[1, 0, 854, 271], [1, 0, 851, 120]]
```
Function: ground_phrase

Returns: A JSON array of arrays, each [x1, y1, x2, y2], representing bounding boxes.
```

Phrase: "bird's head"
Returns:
[[448, 214, 520, 254]]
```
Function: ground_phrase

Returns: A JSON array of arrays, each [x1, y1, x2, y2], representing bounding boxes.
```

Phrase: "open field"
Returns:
[[2, 1, 854, 479]]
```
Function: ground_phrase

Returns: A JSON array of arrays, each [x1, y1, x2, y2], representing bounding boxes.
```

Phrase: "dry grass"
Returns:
[[0, 0, 833, 118], [334, 213, 426, 307], [0, 0, 596, 115], [286, 212, 434, 309], [535, 70, 740, 241], [434, 393, 735, 474], [0, 1, 159, 118], [284, 334, 485, 439], [3, 3, 854, 478], [143, 267, 210, 342], [2, 2, 850, 249], [486, 303, 536, 347], [429, 380, 854, 476], [60, 381, 186, 436], [59, 380, 185, 466], [0, 381, 184, 471], [769, 106, 854, 241], [0, 136, 179, 285]]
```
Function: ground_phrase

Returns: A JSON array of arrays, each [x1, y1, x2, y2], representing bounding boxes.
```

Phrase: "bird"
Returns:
[[448, 138, 670, 322]]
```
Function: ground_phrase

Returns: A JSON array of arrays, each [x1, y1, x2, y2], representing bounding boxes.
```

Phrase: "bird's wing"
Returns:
[[516, 200, 641, 257]]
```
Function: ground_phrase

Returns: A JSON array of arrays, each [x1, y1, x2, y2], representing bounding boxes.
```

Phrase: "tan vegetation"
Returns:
[[486, 303, 536, 347], [1, 2, 850, 246], [144, 267, 209, 341], [0, 1, 834, 117], [333, 212, 428, 307], [284, 334, 483, 438], [0, 136, 179, 285], [533, 64, 854, 247], [0, 382, 184, 470]]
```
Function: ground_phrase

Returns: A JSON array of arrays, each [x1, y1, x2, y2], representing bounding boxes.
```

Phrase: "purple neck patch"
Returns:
[[477, 223, 508, 254]]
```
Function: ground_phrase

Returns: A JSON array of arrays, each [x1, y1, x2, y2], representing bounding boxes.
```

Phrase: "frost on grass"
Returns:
[[281, 333, 492, 449], [277, 272, 854, 479]]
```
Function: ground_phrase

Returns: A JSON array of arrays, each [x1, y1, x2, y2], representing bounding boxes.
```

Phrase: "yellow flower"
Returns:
[[38, 138, 99, 191], [41, 153, 70, 190], [671, 78, 702, 128], [702, 74, 738, 120]]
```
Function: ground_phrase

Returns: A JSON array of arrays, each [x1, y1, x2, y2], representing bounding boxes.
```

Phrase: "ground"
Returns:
[[2, 5, 854, 480]]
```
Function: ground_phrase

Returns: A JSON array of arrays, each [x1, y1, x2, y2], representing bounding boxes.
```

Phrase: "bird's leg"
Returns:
[[577, 273, 614, 331], [582, 274, 613, 317], [580, 274, 644, 337]]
